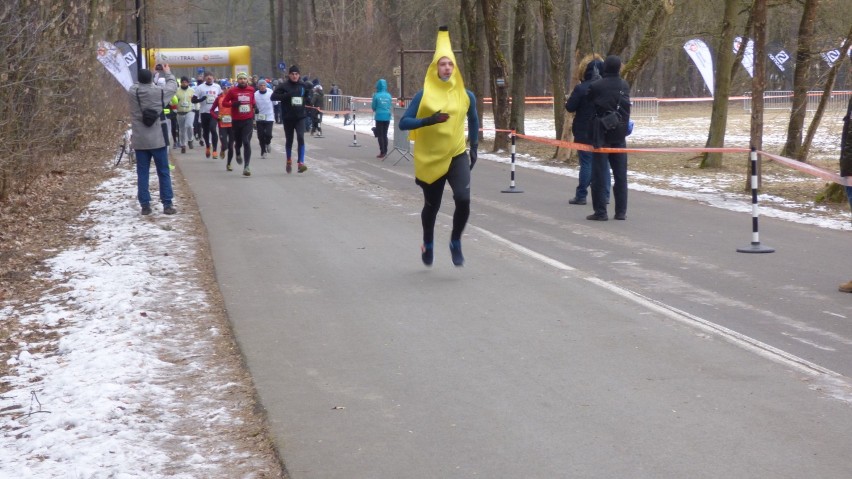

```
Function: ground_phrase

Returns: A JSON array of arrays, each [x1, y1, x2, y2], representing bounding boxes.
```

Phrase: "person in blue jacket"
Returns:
[[371, 78, 393, 158], [566, 56, 609, 206]]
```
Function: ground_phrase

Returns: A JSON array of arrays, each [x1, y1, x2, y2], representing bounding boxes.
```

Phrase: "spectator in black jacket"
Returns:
[[587, 55, 631, 221], [838, 91, 852, 293], [566, 56, 608, 206]]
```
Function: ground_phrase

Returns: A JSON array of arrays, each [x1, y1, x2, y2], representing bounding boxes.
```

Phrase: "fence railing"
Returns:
[[743, 90, 851, 112], [630, 97, 660, 122]]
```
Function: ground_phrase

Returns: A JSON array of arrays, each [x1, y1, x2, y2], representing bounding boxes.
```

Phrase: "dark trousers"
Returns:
[[591, 145, 627, 217], [201, 113, 218, 150], [283, 119, 306, 162], [416, 152, 471, 245], [219, 127, 234, 164], [375, 120, 389, 155], [232, 119, 254, 168], [168, 113, 178, 143], [256, 121, 274, 153]]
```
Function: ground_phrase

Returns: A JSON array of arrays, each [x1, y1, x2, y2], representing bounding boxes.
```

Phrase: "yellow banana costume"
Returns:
[[410, 28, 470, 184]]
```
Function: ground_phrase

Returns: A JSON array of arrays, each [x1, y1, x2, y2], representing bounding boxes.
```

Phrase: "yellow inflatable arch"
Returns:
[[146, 46, 251, 78]]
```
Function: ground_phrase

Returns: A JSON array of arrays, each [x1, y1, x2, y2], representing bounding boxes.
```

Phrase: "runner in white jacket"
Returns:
[[254, 80, 275, 158], [192, 74, 223, 158]]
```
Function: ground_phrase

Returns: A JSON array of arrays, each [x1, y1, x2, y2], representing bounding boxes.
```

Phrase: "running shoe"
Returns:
[[286, 159, 292, 173], [163, 205, 177, 215], [181, 146, 186, 154], [298, 163, 308, 173], [212, 150, 218, 159], [421, 243, 433, 267], [205, 147, 210, 158], [243, 167, 251, 177], [449, 240, 464, 267], [236, 154, 243, 165], [227, 163, 233, 171], [140, 205, 152, 216]]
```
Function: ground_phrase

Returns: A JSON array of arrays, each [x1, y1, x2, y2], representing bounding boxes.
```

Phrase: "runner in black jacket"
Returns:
[[271, 65, 313, 173]]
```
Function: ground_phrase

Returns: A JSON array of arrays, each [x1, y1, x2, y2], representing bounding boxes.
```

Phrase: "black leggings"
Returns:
[[283, 118, 306, 162], [232, 119, 254, 167], [219, 127, 234, 164], [256, 121, 274, 152], [201, 113, 218, 151], [417, 152, 471, 245]]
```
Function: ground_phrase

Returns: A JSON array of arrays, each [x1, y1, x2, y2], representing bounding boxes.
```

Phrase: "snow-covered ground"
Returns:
[[1, 105, 848, 477], [0, 172, 281, 477]]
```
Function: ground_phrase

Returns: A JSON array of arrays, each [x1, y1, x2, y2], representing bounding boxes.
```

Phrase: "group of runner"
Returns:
[[171, 66, 324, 176]]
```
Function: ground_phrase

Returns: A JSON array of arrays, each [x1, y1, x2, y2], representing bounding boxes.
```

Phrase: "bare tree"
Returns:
[[460, 0, 486, 143], [540, 0, 567, 143], [621, 0, 675, 86], [781, 0, 820, 159], [750, 0, 767, 153], [801, 26, 852, 160], [510, 0, 528, 134], [700, 0, 740, 168], [480, 0, 511, 151]]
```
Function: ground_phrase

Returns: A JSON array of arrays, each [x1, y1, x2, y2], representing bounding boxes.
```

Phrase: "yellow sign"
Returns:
[[145, 46, 251, 78]]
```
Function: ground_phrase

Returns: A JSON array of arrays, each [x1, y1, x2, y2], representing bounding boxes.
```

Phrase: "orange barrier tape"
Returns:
[[758, 151, 848, 186], [512, 132, 750, 154], [498, 130, 849, 187]]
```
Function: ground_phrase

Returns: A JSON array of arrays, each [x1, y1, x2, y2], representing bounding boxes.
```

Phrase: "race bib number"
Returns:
[[257, 114, 267, 121], [239, 104, 251, 113], [180, 101, 190, 108], [206, 96, 215, 104], [291, 97, 303, 106], [221, 115, 232, 124]]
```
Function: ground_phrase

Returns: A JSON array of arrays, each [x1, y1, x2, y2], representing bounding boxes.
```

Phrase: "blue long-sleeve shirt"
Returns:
[[398, 89, 479, 148]]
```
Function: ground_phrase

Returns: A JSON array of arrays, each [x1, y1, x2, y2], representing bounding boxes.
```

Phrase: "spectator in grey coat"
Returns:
[[128, 65, 178, 215]]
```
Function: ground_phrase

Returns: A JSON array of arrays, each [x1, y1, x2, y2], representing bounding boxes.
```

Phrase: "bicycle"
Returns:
[[114, 121, 134, 167]]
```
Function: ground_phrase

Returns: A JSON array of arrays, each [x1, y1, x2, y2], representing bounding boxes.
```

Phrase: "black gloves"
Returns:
[[421, 110, 450, 126], [469, 146, 478, 170]]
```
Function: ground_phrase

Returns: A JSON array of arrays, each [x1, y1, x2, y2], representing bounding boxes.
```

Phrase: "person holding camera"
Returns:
[[128, 65, 178, 215], [587, 55, 631, 221]]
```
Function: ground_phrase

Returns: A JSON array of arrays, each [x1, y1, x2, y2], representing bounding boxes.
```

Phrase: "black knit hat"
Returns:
[[138, 69, 152, 84], [289, 65, 300, 74]]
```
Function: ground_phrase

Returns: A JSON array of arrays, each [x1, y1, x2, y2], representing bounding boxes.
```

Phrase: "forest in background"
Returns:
[[136, 0, 850, 99], [0, 0, 850, 200]]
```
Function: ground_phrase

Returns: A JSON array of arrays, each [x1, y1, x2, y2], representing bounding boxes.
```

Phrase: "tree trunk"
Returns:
[[540, 0, 566, 143], [622, 0, 674, 86], [269, 0, 277, 75], [781, 0, 820, 159], [460, 0, 485, 144], [288, 0, 299, 65], [557, 0, 586, 163], [480, 0, 511, 151], [801, 27, 852, 161], [749, 0, 766, 152], [509, 0, 528, 134], [700, 0, 739, 168], [607, 0, 643, 57]]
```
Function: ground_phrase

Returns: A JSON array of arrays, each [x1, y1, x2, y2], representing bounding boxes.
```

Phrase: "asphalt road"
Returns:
[[177, 123, 852, 478]]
